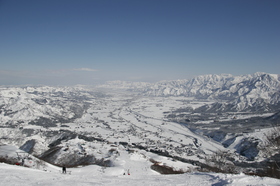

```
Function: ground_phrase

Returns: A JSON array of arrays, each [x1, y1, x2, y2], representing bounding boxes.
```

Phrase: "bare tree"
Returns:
[[206, 150, 237, 173], [260, 126, 280, 171]]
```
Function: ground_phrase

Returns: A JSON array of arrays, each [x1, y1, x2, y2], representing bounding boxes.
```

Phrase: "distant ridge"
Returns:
[[99, 72, 280, 112]]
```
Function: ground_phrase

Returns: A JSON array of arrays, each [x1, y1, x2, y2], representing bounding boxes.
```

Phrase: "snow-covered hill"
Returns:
[[2, 162, 280, 186], [1, 146, 280, 186]]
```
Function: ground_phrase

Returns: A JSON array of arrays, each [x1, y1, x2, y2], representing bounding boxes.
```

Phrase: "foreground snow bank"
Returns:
[[0, 163, 279, 186]]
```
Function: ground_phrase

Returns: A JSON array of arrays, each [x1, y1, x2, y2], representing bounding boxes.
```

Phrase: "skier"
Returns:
[[62, 166, 66, 174], [21, 159, 24, 166]]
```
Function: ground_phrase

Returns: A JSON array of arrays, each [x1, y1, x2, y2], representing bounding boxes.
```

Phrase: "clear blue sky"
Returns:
[[0, 0, 279, 85]]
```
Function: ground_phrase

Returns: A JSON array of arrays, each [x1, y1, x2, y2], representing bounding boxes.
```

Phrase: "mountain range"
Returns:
[[100, 72, 280, 112]]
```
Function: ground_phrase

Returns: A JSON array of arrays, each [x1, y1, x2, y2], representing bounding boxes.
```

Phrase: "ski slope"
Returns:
[[1, 145, 280, 186], [1, 162, 280, 186]]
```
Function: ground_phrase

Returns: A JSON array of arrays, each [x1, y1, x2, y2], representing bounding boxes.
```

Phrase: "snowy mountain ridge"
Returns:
[[100, 72, 280, 112]]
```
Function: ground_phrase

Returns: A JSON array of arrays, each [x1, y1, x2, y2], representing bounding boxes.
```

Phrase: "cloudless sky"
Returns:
[[0, 0, 279, 85]]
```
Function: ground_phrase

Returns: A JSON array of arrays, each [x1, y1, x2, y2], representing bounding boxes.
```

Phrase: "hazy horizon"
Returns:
[[0, 0, 279, 86]]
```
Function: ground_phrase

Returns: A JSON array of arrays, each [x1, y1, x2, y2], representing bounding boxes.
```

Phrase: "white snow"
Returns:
[[1, 145, 280, 185], [1, 162, 280, 186]]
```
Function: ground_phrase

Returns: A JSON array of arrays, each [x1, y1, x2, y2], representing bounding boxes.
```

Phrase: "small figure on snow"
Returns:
[[62, 166, 66, 174]]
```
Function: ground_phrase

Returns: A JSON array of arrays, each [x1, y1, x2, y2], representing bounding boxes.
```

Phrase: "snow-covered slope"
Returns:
[[0, 86, 90, 125], [1, 141, 280, 185], [1, 149, 280, 186], [1, 162, 280, 186]]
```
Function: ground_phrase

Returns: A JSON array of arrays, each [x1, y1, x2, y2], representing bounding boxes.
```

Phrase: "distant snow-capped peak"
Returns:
[[98, 72, 280, 112]]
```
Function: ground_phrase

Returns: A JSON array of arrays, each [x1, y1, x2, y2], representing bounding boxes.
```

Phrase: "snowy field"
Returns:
[[1, 163, 280, 186], [1, 145, 280, 186]]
